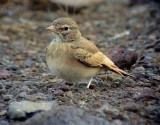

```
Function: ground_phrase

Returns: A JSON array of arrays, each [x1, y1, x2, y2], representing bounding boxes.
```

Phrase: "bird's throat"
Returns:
[[51, 33, 63, 43]]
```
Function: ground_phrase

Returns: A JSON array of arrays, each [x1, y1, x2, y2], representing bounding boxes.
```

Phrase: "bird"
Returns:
[[45, 17, 132, 88]]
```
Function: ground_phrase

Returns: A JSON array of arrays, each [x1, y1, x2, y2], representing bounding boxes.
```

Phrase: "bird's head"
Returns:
[[46, 17, 81, 42]]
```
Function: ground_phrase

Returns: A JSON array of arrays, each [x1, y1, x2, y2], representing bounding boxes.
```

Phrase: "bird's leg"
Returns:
[[87, 77, 93, 88]]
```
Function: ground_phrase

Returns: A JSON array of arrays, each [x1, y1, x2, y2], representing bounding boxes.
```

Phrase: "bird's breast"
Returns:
[[46, 43, 100, 82]]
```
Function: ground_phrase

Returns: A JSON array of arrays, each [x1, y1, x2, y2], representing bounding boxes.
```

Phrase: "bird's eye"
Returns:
[[64, 27, 69, 31]]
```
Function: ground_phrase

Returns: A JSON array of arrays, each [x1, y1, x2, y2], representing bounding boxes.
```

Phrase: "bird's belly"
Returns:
[[46, 57, 100, 82]]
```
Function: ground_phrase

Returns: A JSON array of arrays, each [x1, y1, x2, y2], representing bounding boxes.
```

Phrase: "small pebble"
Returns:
[[133, 66, 145, 74], [144, 105, 160, 120], [8, 101, 57, 119], [6, 64, 19, 71], [133, 88, 158, 101], [0, 84, 6, 94], [19, 92, 27, 98], [60, 84, 70, 92], [132, 66, 146, 78], [21, 85, 31, 92], [0, 120, 9, 125], [2, 94, 13, 101], [98, 103, 120, 116], [66, 91, 73, 97], [0, 110, 7, 116], [65, 82, 73, 86], [112, 119, 123, 125], [0, 103, 6, 108], [123, 102, 139, 112], [152, 75, 160, 82], [154, 41, 160, 52], [107, 73, 123, 82], [0, 69, 11, 79], [53, 90, 64, 96]]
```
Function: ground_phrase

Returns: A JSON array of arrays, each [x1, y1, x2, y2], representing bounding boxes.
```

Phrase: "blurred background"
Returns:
[[0, 0, 160, 125]]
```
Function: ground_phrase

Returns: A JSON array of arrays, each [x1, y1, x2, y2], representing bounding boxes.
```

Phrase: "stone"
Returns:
[[24, 106, 111, 125], [98, 103, 120, 116], [154, 40, 160, 52], [0, 110, 7, 116], [53, 90, 64, 96], [0, 103, 6, 108], [123, 102, 139, 112], [6, 64, 19, 71], [110, 48, 138, 69], [2, 94, 13, 101], [19, 92, 27, 98], [144, 106, 160, 122], [132, 66, 145, 78], [0, 69, 11, 79], [21, 86, 31, 92], [0, 83, 6, 94], [66, 91, 73, 97], [122, 77, 135, 85], [8, 101, 57, 119], [112, 119, 123, 125], [151, 75, 160, 82], [60, 84, 70, 92], [0, 120, 9, 125], [24, 93, 53, 101], [106, 73, 123, 82], [133, 88, 159, 101]]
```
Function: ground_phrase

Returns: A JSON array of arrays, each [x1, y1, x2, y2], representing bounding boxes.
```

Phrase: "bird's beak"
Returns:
[[46, 25, 56, 32]]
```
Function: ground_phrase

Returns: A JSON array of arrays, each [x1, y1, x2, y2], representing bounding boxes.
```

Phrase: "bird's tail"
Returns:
[[102, 56, 133, 77]]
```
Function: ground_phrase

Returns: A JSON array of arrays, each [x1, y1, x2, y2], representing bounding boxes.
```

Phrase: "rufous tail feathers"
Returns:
[[102, 56, 133, 77]]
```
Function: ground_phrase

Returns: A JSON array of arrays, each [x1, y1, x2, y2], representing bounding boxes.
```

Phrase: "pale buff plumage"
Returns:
[[46, 17, 131, 88]]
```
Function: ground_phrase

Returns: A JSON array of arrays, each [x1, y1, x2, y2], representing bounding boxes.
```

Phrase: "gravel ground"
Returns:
[[0, 0, 160, 125]]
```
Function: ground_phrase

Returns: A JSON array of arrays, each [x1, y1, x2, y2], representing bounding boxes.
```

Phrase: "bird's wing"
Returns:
[[72, 39, 131, 76], [74, 48, 104, 67]]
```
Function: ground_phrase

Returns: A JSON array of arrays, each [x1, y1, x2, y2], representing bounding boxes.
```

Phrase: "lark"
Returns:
[[45, 17, 131, 88]]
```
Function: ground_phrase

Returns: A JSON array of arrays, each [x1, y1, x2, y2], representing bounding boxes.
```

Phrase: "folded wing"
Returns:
[[73, 40, 131, 77]]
